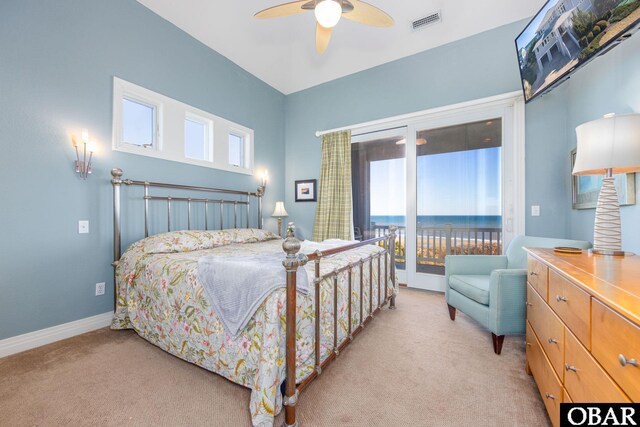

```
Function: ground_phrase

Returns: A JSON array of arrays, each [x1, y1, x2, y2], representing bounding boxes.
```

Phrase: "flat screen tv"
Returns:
[[516, 0, 640, 103]]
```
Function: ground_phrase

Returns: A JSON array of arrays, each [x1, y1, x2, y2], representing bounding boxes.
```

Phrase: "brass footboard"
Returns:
[[281, 226, 397, 427]]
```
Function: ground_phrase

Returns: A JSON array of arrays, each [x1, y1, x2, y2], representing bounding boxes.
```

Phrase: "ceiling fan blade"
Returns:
[[343, 1, 394, 27], [316, 23, 333, 54], [255, 1, 309, 19]]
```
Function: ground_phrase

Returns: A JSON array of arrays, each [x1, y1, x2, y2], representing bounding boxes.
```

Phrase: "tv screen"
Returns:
[[516, 0, 640, 102]]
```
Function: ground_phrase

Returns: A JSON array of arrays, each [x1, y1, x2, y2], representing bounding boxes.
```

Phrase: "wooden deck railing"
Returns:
[[369, 223, 502, 267]]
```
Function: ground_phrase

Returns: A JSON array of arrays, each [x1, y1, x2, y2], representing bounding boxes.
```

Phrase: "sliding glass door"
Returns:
[[350, 94, 524, 290], [351, 128, 407, 284], [412, 118, 502, 280]]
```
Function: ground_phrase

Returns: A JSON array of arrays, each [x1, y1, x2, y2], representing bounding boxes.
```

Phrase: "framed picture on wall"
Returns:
[[295, 179, 317, 202], [571, 149, 636, 209]]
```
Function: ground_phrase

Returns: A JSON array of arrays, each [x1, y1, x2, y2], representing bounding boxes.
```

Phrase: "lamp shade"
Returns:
[[573, 113, 640, 176], [272, 201, 288, 217]]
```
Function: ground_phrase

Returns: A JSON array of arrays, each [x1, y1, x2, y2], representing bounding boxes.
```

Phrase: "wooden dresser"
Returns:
[[524, 248, 640, 427]]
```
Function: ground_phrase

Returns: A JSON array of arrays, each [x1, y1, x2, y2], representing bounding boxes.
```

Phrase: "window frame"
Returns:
[[112, 77, 254, 175], [120, 95, 159, 150], [184, 112, 214, 163], [228, 129, 249, 169]]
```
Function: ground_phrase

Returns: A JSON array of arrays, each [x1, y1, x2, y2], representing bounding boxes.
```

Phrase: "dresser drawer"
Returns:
[[548, 270, 591, 349], [592, 299, 640, 402], [564, 388, 573, 403], [527, 322, 563, 427], [528, 257, 548, 300], [527, 284, 565, 378], [564, 329, 629, 403]]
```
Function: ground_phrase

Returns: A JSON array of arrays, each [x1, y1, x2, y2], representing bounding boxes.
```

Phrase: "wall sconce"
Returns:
[[256, 169, 268, 199], [73, 129, 96, 179]]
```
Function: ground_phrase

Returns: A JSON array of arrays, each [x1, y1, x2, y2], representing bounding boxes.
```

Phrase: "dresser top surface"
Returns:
[[525, 248, 640, 325]]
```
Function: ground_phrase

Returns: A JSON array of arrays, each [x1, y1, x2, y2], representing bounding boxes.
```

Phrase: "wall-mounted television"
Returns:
[[516, 0, 640, 103]]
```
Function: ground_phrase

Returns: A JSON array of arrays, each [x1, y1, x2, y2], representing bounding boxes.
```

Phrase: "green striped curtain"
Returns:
[[312, 130, 352, 241]]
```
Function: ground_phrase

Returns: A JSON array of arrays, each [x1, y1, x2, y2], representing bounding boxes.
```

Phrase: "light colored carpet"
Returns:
[[0, 289, 550, 427]]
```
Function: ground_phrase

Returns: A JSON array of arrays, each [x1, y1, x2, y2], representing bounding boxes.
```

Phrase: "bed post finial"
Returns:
[[281, 223, 306, 427], [111, 168, 123, 183], [283, 223, 301, 256]]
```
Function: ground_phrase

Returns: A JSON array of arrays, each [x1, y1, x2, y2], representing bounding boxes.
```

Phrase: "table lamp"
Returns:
[[272, 201, 289, 238], [573, 113, 640, 255]]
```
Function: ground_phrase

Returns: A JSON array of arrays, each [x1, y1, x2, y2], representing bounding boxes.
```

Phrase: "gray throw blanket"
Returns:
[[197, 253, 310, 338]]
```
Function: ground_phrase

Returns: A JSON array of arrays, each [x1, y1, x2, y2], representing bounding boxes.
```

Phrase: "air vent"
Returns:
[[411, 11, 441, 31]]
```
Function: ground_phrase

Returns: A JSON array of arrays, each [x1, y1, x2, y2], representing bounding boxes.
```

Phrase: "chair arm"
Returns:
[[445, 255, 508, 276], [488, 269, 528, 336]]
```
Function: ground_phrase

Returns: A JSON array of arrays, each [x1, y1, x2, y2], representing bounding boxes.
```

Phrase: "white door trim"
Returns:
[[344, 92, 525, 291], [404, 94, 525, 291], [317, 91, 524, 137]]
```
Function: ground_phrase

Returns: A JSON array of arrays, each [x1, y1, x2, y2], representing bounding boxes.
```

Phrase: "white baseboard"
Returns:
[[0, 311, 113, 358]]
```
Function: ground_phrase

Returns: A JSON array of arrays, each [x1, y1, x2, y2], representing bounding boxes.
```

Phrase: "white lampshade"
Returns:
[[272, 201, 288, 217], [573, 113, 640, 176], [315, 0, 342, 28]]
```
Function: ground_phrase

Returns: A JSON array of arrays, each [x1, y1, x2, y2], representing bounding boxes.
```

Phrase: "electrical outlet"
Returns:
[[95, 282, 105, 296], [531, 205, 541, 217], [78, 220, 89, 234]]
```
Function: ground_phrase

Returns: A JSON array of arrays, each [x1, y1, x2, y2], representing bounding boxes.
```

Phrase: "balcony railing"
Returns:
[[368, 223, 502, 274]]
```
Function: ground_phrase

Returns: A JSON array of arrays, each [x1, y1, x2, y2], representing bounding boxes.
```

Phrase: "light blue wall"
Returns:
[[563, 33, 640, 253], [0, 0, 285, 340], [2, 2, 638, 342], [284, 20, 572, 240]]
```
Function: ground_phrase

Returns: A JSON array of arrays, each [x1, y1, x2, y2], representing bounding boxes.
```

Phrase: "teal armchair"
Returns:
[[445, 235, 591, 354]]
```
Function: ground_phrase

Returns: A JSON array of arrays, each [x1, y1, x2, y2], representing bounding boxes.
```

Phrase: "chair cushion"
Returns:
[[448, 275, 491, 306]]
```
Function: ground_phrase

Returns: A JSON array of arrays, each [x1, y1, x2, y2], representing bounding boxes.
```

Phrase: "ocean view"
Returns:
[[370, 215, 502, 229]]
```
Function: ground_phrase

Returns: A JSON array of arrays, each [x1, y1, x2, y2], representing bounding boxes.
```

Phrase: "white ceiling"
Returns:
[[137, 0, 541, 94]]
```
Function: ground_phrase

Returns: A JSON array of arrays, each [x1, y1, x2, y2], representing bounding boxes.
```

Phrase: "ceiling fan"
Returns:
[[255, 0, 394, 54]]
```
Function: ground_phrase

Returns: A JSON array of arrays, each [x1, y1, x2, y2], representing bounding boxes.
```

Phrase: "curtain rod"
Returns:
[[315, 116, 402, 137], [316, 125, 406, 139], [314, 110, 422, 137]]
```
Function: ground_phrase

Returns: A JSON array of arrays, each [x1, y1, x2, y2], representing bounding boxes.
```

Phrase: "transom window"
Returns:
[[112, 77, 254, 174], [122, 97, 156, 148], [185, 114, 212, 161], [228, 132, 246, 168]]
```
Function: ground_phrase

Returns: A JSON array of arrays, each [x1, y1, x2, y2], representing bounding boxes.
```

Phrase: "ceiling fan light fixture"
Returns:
[[315, 0, 342, 28]]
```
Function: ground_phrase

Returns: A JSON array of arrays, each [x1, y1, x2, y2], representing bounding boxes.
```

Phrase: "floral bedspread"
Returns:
[[112, 229, 397, 427]]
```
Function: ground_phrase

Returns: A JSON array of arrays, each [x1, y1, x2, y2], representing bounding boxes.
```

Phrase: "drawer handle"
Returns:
[[548, 338, 558, 344], [618, 354, 639, 367], [565, 364, 577, 372], [545, 392, 556, 400], [556, 295, 567, 303], [530, 271, 538, 276], [525, 301, 533, 307]]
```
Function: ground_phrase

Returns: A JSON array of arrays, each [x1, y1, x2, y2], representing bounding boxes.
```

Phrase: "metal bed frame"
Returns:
[[281, 231, 397, 427], [111, 167, 265, 307], [110, 167, 397, 427]]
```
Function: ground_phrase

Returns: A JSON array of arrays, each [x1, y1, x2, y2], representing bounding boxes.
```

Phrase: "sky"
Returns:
[[122, 98, 154, 146], [369, 147, 502, 217]]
